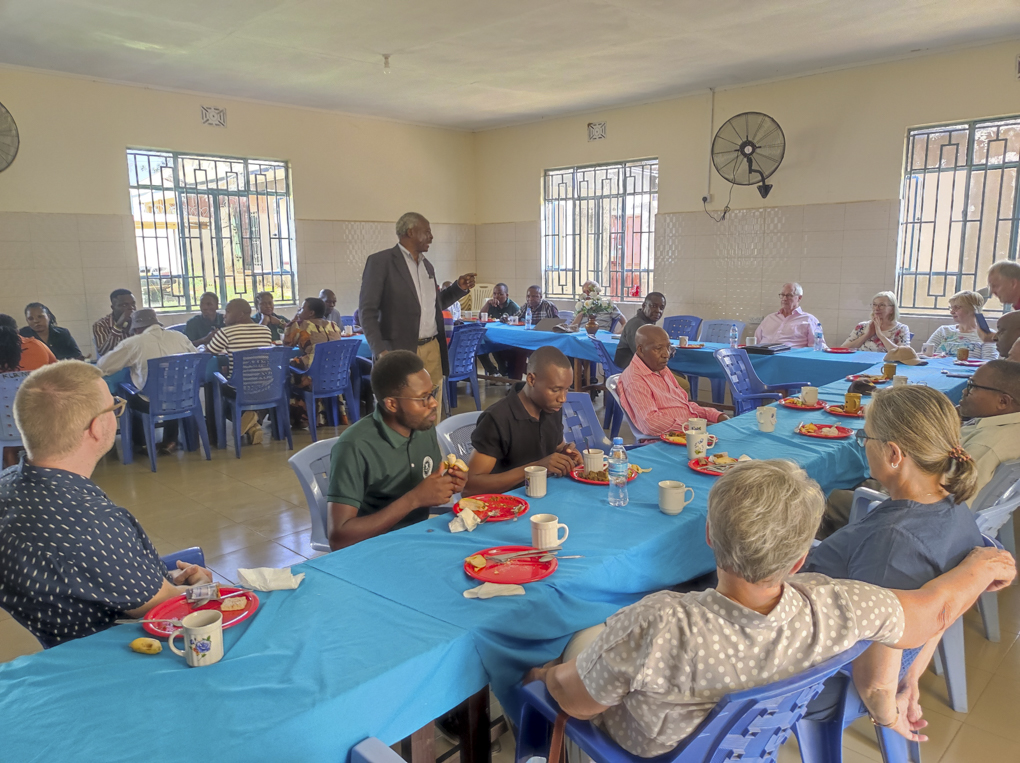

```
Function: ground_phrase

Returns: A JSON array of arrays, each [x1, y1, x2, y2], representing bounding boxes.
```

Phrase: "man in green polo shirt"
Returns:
[[326, 350, 467, 550]]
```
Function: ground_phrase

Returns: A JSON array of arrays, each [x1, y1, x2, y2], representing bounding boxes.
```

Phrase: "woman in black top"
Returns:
[[20, 303, 84, 361]]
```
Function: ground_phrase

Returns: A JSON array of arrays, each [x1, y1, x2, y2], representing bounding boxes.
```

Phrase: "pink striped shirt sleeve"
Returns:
[[618, 360, 721, 436]]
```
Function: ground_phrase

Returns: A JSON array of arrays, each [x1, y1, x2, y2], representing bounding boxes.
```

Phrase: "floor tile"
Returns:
[[938, 723, 1017, 763], [204, 540, 308, 583], [918, 663, 995, 721], [242, 504, 313, 540], [960, 673, 1020, 742], [0, 619, 42, 663]]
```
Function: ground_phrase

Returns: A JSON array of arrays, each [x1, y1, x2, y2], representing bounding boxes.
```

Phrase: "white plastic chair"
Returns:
[[972, 458, 1020, 558], [974, 476, 1020, 642], [436, 410, 483, 460], [287, 437, 339, 553], [604, 374, 658, 444]]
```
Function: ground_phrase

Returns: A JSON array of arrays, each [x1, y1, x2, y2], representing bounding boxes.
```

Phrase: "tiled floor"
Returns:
[[2, 382, 1019, 762]]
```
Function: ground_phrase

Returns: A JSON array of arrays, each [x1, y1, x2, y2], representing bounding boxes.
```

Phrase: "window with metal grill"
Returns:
[[126, 150, 297, 312], [897, 117, 1020, 315], [542, 158, 657, 302]]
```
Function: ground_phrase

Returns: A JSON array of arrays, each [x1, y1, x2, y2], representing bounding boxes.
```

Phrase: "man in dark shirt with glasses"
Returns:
[[326, 350, 466, 550]]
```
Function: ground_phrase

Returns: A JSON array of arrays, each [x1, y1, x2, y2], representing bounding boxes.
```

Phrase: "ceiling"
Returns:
[[1, 0, 1019, 130]]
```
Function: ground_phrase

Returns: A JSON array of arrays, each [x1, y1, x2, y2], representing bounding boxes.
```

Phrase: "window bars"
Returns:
[[542, 159, 657, 302], [897, 117, 1020, 315], [126, 150, 297, 312]]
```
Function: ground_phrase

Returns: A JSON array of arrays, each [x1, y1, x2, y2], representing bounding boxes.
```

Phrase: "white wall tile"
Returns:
[[0, 240, 32, 271], [0, 212, 31, 242], [29, 213, 79, 242], [803, 204, 846, 232], [842, 229, 892, 260], [296, 219, 333, 243], [843, 201, 892, 231], [76, 214, 132, 242], [79, 240, 133, 268], [803, 231, 844, 259], [298, 241, 334, 265], [30, 241, 82, 270], [515, 221, 539, 243]]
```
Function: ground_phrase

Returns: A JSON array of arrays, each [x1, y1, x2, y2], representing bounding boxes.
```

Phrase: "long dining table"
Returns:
[[0, 355, 972, 762]]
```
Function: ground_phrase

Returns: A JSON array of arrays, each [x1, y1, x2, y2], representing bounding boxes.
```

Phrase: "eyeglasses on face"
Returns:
[[779, 293, 797, 298], [389, 387, 440, 405], [854, 429, 884, 448], [965, 379, 1013, 400], [86, 396, 126, 429]]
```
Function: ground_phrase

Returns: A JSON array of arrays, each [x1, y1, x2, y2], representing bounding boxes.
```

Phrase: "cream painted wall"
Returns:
[[474, 39, 1020, 221]]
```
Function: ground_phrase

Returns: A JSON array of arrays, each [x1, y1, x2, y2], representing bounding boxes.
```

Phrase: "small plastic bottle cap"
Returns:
[[613, 437, 624, 445]]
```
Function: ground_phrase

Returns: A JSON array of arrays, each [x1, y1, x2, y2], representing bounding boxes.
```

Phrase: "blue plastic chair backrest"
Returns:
[[165, 324, 188, 334], [559, 310, 575, 323], [339, 315, 356, 327], [610, 314, 623, 333], [225, 346, 291, 406], [713, 348, 765, 399], [700, 319, 747, 344], [436, 411, 482, 459], [287, 437, 339, 552], [305, 338, 362, 395], [0, 371, 30, 445], [562, 392, 612, 451], [662, 315, 702, 341], [447, 324, 488, 377], [588, 336, 621, 375], [140, 354, 207, 416]]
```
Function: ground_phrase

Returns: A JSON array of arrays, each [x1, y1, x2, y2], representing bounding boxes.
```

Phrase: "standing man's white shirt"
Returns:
[[399, 243, 438, 340], [755, 307, 821, 348], [97, 324, 197, 389]]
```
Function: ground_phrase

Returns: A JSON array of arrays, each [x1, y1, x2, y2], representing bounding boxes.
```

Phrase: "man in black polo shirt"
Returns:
[[326, 350, 467, 550], [614, 292, 666, 369], [464, 346, 582, 496]]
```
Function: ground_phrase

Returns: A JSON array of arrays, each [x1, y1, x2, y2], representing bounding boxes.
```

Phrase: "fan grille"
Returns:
[[712, 112, 784, 186], [0, 101, 20, 172]]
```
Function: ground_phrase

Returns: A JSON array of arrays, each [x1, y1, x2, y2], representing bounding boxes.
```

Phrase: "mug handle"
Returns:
[[168, 628, 186, 657], [682, 487, 694, 506], [556, 525, 569, 545]]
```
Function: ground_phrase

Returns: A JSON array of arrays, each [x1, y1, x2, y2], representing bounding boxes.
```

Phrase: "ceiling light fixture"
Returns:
[[383, 54, 391, 74]]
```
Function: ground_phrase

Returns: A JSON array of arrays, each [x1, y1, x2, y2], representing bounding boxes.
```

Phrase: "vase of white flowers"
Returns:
[[575, 286, 615, 336]]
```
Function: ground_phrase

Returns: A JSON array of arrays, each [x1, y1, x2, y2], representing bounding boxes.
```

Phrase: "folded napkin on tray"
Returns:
[[237, 567, 305, 591], [464, 582, 525, 599]]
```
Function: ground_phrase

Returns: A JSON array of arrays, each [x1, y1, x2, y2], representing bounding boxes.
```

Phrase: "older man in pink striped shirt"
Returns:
[[754, 282, 821, 348], [618, 325, 728, 436]]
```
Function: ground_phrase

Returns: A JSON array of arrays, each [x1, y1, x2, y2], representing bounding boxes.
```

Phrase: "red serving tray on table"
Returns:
[[795, 424, 854, 440], [452, 494, 529, 522], [824, 347, 855, 353], [780, 397, 825, 411], [569, 465, 639, 485], [143, 588, 260, 637], [464, 545, 557, 584]]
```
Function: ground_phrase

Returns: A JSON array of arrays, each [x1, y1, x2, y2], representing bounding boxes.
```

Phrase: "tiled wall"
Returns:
[[0, 214, 475, 357]]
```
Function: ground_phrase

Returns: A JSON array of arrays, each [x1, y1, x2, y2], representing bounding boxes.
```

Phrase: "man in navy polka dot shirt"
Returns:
[[0, 361, 214, 647]]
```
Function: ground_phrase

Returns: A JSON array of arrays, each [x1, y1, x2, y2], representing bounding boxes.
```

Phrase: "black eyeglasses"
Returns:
[[389, 387, 439, 405], [854, 430, 884, 448], [965, 379, 1013, 400]]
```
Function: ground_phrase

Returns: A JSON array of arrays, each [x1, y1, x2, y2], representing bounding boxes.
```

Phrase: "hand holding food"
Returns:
[[540, 451, 578, 477], [442, 452, 469, 474]]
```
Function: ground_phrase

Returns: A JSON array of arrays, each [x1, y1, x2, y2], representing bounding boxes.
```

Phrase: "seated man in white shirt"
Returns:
[[524, 459, 1016, 757], [755, 282, 822, 348]]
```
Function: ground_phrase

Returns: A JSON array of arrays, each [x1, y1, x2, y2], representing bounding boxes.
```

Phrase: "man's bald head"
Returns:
[[318, 289, 337, 313], [996, 311, 1020, 360], [635, 325, 672, 372]]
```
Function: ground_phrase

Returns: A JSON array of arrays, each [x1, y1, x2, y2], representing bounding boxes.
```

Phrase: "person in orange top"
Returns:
[[618, 325, 728, 436], [0, 315, 56, 371]]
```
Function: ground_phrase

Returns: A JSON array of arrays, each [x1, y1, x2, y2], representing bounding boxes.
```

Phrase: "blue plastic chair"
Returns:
[[436, 410, 483, 460], [588, 337, 624, 438], [339, 315, 356, 328], [559, 310, 575, 323], [213, 346, 293, 457], [604, 374, 657, 446], [713, 348, 809, 416], [160, 547, 205, 571], [688, 320, 747, 403], [663, 315, 702, 341], [290, 337, 361, 443], [516, 640, 871, 763], [609, 314, 623, 333], [562, 392, 612, 451], [0, 371, 30, 451], [445, 324, 488, 413], [119, 354, 212, 472]]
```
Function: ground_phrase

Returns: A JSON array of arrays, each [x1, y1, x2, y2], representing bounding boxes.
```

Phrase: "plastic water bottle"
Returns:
[[525, 306, 532, 330], [608, 437, 629, 507], [729, 324, 739, 348], [814, 328, 825, 351]]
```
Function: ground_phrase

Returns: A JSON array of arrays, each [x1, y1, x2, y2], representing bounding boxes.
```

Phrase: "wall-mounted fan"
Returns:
[[712, 112, 784, 199], [0, 101, 19, 173]]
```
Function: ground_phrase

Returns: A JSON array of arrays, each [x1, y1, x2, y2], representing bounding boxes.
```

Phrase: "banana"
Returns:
[[443, 453, 469, 473], [130, 637, 163, 655]]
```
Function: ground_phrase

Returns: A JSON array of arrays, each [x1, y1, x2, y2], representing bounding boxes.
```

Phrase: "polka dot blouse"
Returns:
[[0, 461, 170, 648], [575, 573, 905, 757]]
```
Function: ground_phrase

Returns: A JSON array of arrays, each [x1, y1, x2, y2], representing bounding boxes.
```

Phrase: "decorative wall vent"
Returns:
[[201, 106, 227, 127], [588, 122, 607, 141]]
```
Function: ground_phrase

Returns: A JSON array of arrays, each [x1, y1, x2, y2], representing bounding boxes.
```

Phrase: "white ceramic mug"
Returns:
[[525, 465, 547, 498], [659, 481, 695, 515], [168, 610, 224, 668], [801, 386, 819, 405], [677, 336, 688, 347], [531, 513, 569, 550], [893, 375, 908, 387], [342, 324, 353, 336], [582, 449, 605, 473], [686, 431, 709, 460], [921, 342, 935, 357], [745, 336, 757, 346], [756, 406, 777, 432], [682, 418, 707, 435]]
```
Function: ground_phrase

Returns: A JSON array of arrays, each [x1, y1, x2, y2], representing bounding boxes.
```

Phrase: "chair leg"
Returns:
[[278, 400, 293, 450], [214, 385, 226, 450], [345, 382, 360, 423], [304, 391, 317, 443], [687, 375, 702, 402], [875, 724, 917, 763], [193, 409, 212, 461], [792, 719, 844, 763], [710, 378, 727, 404], [143, 413, 157, 472], [936, 618, 968, 712], [999, 516, 1016, 558], [233, 401, 243, 458], [120, 410, 134, 465], [470, 374, 481, 411], [978, 590, 1000, 642]]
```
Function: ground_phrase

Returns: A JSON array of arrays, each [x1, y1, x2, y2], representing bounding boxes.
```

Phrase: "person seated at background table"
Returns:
[[618, 325, 728, 436], [478, 283, 520, 377], [319, 288, 343, 326], [568, 280, 626, 333], [525, 459, 1016, 755], [441, 282, 462, 321], [924, 290, 998, 359], [957, 360, 1020, 503], [517, 284, 559, 323], [614, 292, 665, 369], [254, 291, 289, 342], [284, 297, 342, 372], [206, 299, 273, 442], [805, 385, 983, 725], [326, 350, 466, 550], [0, 314, 56, 371], [183, 291, 225, 345], [92, 288, 136, 357], [841, 291, 910, 352], [987, 260, 1020, 314], [754, 282, 820, 347], [463, 346, 581, 496], [97, 309, 197, 454], [21, 303, 84, 360], [0, 361, 214, 647]]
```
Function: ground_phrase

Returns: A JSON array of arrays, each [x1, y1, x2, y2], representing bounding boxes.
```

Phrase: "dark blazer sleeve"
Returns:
[[439, 281, 469, 310], [359, 252, 391, 355]]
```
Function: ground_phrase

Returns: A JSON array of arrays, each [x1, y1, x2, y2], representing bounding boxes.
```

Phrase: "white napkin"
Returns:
[[448, 508, 480, 533], [463, 582, 525, 599], [237, 567, 305, 591]]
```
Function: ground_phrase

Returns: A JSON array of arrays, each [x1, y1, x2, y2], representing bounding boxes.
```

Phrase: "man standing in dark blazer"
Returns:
[[360, 212, 475, 418]]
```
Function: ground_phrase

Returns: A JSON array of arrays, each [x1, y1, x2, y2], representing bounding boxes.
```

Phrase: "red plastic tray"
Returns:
[[569, 465, 639, 485], [464, 545, 557, 584], [845, 374, 890, 384], [824, 404, 865, 418], [780, 397, 825, 411], [687, 458, 745, 477], [452, 494, 529, 522], [660, 432, 718, 447], [795, 424, 854, 440], [143, 587, 260, 637], [824, 347, 855, 353], [674, 343, 705, 349]]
